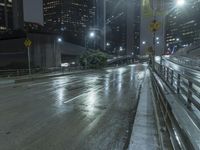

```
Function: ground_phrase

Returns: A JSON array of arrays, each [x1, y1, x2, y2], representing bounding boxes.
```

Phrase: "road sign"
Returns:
[[145, 46, 154, 55], [24, 39, 32, 47], [149, 20, 161, 32], [24, 38, 32, 75]]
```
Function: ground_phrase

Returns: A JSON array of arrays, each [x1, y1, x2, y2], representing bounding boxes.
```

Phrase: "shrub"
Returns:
[[80, 50, 107, 69]]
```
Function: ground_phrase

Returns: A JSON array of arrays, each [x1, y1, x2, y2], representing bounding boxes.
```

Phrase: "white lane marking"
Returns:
[[28, 81, 49, 86], [64, 78, 116, 104], [64, 87, 103, 104]]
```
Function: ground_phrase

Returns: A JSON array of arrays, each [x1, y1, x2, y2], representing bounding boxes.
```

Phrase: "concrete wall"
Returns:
[[0, 33, 87, 69], [0, 33, 61, 69], [28, 33, 61, 69]]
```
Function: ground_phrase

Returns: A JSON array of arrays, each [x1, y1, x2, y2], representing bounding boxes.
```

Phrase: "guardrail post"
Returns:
[[163, 66, 165, 79], [171, 70, 174, 86], [187, 81, 192, 110], [167, 68, 169, 82], [160, 64, 163, 75], [177, 74, 180, 94]]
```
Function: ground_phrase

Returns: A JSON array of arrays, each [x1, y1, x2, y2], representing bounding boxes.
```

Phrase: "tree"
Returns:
[[80, 50, 107, 69]]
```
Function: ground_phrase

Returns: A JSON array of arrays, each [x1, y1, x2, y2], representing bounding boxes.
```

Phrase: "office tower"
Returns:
[[43, 0, 96, 46], [0, 0, 13, 32], [166, 0, 200, 52]]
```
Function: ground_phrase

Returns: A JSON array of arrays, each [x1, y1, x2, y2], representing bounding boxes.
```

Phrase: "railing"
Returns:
[[170, 56, 200, 70], [154, 59, 200, 120], [151, 59, 200, 150]]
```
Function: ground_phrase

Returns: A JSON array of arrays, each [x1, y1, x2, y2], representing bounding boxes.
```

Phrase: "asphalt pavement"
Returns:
[[0, 64, 147, 150]]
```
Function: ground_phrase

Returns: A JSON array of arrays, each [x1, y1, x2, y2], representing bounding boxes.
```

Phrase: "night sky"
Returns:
[[23, 0, 44, 25]]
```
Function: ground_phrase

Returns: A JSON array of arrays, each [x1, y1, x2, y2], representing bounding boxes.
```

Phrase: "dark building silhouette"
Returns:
[[166, 0, 200, 52], [43, 0, 96, 46], [105, 0, 140, 55], [0, 0, 13, 32]]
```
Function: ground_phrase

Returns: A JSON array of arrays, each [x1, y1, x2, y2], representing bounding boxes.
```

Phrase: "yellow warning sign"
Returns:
[[24, 39, 32, 47], [149, 20, 161, 32]]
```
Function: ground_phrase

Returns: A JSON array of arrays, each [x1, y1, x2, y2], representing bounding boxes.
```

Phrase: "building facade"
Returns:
[[0, 0, 13, 33], [102, 0, 140, 55], [0, 0, 24, 33], [166, 0, 200, 53], [105, 0, 127, 55], [43, 0, 96, 46], [127, 0, 140, 55]]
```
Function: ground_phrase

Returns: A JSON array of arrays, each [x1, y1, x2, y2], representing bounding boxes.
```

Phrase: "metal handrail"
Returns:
[[154, 59, 200, 120], [151, 70, 199, 150]]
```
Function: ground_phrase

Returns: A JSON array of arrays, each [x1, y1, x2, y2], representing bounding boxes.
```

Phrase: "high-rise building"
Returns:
[[0, 0, 13, 32], [0, 0, 24, 33], [12, 0, 24, 30], [103, 0, 140, 55], [106, 0, 127, 55], [96, 0, 106, 50], [127, 0, 140, 55], [43, 0, 96, 46], [165, 0, 200, 53]]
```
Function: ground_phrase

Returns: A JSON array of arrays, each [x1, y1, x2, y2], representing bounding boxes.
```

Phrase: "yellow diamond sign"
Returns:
[[24, 39, 32, 47], [149, 20, 161, 32]]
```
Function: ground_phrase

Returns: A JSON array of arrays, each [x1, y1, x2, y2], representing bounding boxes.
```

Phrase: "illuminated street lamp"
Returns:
[[142, 41, 146, 45], [106, 42, 110, 46], [57, 38, 62, 42], [89, 32, 95, 38], [176, 0, 185, 6], [85, 31, 96, 49], [119, 46, 123, 51]]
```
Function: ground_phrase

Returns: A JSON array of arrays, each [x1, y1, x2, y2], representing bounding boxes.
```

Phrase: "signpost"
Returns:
[[24, 39, 32, 75], [149, 20, 161, 32], [149, 20, 160, 70]]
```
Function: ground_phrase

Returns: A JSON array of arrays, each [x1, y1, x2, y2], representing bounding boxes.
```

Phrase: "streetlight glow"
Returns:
[[142, 41, 146, 45], [119, 46, 123, 51], [106, 42, 110, 46], [89, 32, 95, 38], [57, 38, 62, 42], [176, 0, 185, 6]]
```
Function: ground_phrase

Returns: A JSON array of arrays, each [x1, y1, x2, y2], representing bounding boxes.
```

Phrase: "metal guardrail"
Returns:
[[151, 71, 185, 150], [170, 56, 200, 70], [151, 70, 199, 150], [151, 57, 200, 150], [154, 60, 200, 120]]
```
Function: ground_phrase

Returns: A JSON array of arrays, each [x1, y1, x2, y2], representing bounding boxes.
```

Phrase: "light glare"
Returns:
[[176, 0, 185, 6]]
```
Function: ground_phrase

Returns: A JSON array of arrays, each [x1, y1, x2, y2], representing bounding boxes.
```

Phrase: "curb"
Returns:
[[15, 70, 94, 83], [0, 70, 94, 85]]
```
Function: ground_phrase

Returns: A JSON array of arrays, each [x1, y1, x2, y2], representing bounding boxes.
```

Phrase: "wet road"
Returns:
[[0, 64, 147, 150]]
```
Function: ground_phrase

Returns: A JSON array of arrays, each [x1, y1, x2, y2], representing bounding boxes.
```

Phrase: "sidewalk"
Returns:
[[0, 69, 93, 85], [128, 70, 160, 150]]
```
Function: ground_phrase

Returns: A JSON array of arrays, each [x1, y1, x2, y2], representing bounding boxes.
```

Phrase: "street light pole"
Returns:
[[104, 0, 106, 51]]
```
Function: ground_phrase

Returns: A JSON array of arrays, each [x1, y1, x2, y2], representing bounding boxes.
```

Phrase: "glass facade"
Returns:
[[106, 0, 140, 55], [43, 0, 96, 46], [106, 0, 127, 55], [0, 0, 13, 33], [166, 0, 200, 52]]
